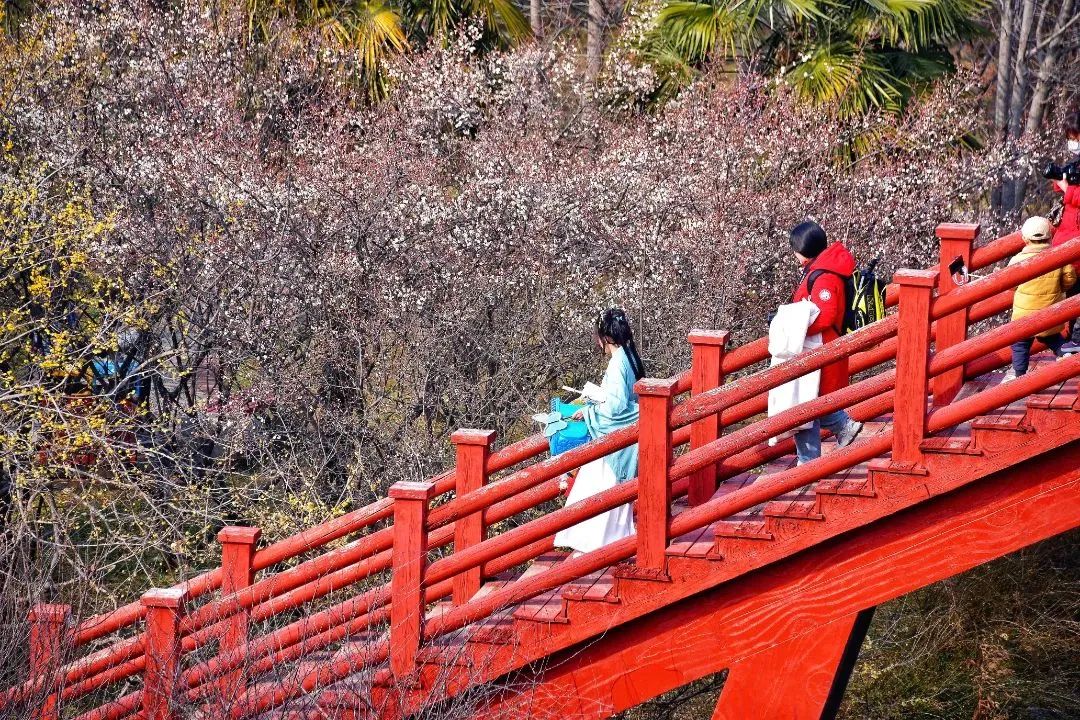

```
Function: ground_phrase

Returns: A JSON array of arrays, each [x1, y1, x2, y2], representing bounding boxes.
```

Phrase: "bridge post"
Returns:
[[934, 223, 979, 406], [712, 611, 872, 720], [451, 429, 496, 605], [389, 480, 436, 680], [217, 525, 261, 692], [688, 330, 729, 506], [142, 588, 188, 720], [633, 378, 679, 577], [28, 604, 70, 720], [885, 269, 938, 472]]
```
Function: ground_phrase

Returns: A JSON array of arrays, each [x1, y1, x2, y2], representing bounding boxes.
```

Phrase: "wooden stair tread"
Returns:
[[512, 587, 568, 623], [1049, 377, 1078, 410], [667, 524, 713, 557]]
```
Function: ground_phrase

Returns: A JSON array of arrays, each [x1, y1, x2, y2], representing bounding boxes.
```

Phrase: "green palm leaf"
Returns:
[[641, 0, 981, 115]]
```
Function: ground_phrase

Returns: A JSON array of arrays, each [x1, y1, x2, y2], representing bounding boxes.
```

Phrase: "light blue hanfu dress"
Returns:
[[554, 347, 640, 553]]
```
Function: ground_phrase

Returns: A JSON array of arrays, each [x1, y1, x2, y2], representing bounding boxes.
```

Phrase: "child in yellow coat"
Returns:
[[1009, 216, 1077, 376]]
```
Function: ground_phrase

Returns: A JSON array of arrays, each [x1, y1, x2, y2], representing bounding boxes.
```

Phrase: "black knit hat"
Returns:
[[790, 220, 828, 258]]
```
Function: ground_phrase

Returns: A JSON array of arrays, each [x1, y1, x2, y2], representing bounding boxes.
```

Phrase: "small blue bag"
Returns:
[[548, 399, 591, 456]]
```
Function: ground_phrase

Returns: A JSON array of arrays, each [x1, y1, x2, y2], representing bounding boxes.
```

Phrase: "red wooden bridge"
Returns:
[[7, 224, 1080, 720]]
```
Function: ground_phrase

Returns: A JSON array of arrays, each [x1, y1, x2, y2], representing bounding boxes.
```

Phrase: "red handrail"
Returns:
[[3, 227, 1041, 716], [228, 346, 1077, 719], [228, 285, 1076, 718]]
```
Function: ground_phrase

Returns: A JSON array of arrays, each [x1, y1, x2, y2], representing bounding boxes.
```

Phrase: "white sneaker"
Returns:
[[1001, 368, 1017, 383], [836, 421, 863, 448]]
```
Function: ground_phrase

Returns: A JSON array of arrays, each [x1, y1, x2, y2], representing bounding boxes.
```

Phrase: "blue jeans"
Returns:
[[794, 409, 853, 465], [1011, 334, 1064, 376]]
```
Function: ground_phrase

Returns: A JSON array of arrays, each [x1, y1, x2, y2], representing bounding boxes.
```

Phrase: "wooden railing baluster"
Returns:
[[688, 330, 729, 506], [142, 588, 187, 720], [452, 429, 496, 605], [217, 526, 261, 694], [389, 480, 436, 679], [633, 378, 679, 578], [28, 604, 70, 720], [885, 269, 938, 472], [934, 223, 980, 406]]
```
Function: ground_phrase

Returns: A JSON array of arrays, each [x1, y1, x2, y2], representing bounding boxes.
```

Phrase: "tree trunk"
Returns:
[[993, 0, 1014, 143], [531, 0, 541, 38], [587, 0, 604, 82], [1025, 0, 1077, 135], [1007, 0, 1038, 139]]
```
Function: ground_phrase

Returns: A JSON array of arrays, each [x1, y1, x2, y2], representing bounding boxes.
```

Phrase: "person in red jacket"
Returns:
[[789, 220, 863, 464], [1054, 111, 1080, 352]]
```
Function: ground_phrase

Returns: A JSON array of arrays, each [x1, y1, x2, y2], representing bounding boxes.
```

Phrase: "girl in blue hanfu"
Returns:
[[555, 308, 645, 557]]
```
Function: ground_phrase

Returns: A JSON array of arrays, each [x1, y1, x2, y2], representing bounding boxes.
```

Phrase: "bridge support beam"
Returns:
[[476, 443, 1080, 720], [712, 609, 873, 720]]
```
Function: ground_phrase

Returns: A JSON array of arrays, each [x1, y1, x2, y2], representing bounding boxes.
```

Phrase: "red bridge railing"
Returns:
[[9, 224, 1080, 720]]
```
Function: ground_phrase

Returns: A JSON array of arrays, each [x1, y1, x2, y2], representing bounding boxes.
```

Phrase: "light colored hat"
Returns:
[[1021, 216, 1053, 243]]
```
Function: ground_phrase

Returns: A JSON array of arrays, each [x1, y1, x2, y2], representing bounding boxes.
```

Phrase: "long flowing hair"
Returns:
[[596, 308, 645, 380]]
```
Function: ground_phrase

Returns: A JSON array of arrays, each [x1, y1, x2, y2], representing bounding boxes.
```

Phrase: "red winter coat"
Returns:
[[791, 243, 856, 396], [1052, 183, 1080, 246]]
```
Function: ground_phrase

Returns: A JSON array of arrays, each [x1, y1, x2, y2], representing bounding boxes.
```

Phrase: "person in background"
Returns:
[[555, 308, 644, 556], [1008, 216, 1076, 377], [1052, 111, 1080, 353], [788, 220, 863, 464]]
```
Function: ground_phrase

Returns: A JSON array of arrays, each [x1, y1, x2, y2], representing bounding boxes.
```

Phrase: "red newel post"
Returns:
[[934, 223, 979, 406], [687, 330, 728, 506], [891, 269, 938, 470], [217, 525, 261, 690], [633, 377, 678, 577], [142, 588, 188, 720], [28, 604, 70, 720], [451, 429, 496, 606], [389, 480, 436, 679]]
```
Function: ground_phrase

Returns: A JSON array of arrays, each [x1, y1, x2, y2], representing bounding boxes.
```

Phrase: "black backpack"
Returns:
[[806, 258, 887, 335]]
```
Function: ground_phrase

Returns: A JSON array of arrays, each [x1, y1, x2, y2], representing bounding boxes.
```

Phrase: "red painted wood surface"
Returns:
[[227, 318, 1080, 720], [688, 330, 728, 506], [633, 378, 679, 576], [452, 429, 496, 605], [934, 223, 978, 406], [28, 604, 70, 720], [141, 588, 186, 720], [5, 231, 1079, 720], [890, 270, 937, 469], [33, 229, 1026, 711], [389, 481, 436, 679], [217, 526, 261, 694], [478, 443, 1080, 720], [369, 354, 1080, 720], [711, 613, 860, 720]]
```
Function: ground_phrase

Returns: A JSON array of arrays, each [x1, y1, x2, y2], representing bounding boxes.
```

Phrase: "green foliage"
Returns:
[[401, 0, 531, 49], [645, 0, 986, 114], [239, 0, 529, 100]]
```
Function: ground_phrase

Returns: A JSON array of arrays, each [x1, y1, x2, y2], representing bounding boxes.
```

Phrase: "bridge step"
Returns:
[[666, 525, 719, 560], [713, 507, 772, 540], [561, 570, 619, 603], [1028, 376, 1077, 411], [513, 552, 571, 624], [764, 485, 823, 520], [239, 364, 1080, 720], [816, 464, 875, 496]]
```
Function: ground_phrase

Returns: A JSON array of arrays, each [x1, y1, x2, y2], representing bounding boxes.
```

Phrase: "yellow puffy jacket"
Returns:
[[1009, 242, 1077, 336]]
